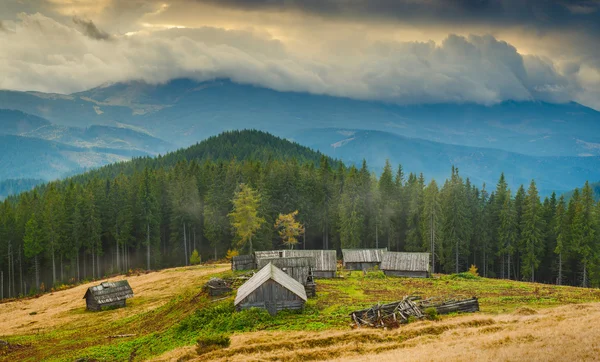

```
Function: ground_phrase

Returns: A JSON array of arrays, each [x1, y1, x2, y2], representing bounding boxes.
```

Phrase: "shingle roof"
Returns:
[[283, 250, 337, 272], [83, 280, 134, 304], [380, 252, 430, 272], [234, 263, 308, 306], [342, 248, 387, 263]]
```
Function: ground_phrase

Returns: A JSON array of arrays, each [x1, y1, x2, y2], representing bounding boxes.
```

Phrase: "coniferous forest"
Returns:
[[1, 130, 599, 298]]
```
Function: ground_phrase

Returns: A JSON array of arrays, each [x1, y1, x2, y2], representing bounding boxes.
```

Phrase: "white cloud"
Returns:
[[0, 12, 598, 110]]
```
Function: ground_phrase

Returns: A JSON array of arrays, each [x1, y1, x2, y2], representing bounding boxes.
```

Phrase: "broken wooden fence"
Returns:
[[350, 296, 479, 328]]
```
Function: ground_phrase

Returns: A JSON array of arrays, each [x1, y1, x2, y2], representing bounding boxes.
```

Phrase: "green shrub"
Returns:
[[424, 307, 439, 320], [449, 272, 481, 280], [196, 334, 231, 355]]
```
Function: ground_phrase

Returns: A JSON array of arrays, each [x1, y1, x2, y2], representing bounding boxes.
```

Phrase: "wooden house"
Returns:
[[257, 256, 316, 297], [380, 252, 430, 278], [283, 250, 337, 278], [234, 263, 307, 315], [231, 254, 256, 271], [342, 248, 387, 271], [83, 280, 133, 311]]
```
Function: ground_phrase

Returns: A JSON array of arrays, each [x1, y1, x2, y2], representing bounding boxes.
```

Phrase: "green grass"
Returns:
[[3, 269, 600, 362]]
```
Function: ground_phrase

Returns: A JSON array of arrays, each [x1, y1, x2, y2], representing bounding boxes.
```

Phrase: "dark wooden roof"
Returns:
[[342, 248, 387, 263], [284, 250, 337, 272], [380, 252, 430, 272], [83, 280, 134, 305]]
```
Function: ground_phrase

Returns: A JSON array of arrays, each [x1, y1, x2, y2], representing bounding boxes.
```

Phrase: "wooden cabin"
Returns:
[[254, 250, 283, 265], [83, 280, 133, 311], [257, 256, 316, 297], [342, 248, 387, 271], [234, 263, 307, 315], [284, 250, 337, 278], [380, 252, 430, 278], [231, 254, 256, 271]]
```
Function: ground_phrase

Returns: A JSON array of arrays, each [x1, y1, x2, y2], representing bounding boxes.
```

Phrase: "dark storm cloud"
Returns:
[[72, 16, 113, 41], [195, 0, 600, 31]]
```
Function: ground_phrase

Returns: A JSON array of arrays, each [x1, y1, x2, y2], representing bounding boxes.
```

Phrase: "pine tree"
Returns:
[[571, 182, 596, 287], [138, 168, 160, 270], [498, 191, 517, 279], [520, 180, 544, 282], [553, 196, 568, 285], [23, 213, 43, 290], [421, 180, 442, 273]]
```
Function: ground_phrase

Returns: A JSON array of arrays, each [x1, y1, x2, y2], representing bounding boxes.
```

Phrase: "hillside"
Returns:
[[0, 109, 51, 135], [294, 128, 600, 195], [0, 135, 148, 180], [69, 129, 336, 181], [1, 265, 599, 361], [2, 80, 600, 194]]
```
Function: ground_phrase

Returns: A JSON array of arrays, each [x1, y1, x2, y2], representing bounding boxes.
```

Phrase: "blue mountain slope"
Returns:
[[0, 135, 148, 181], [293, 129, 600, 195], [75, 79, 600, 157]]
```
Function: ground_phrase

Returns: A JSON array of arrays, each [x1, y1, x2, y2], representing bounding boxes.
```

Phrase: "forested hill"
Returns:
[[1, 129, 599, 301], [69, 130, 337, 182]]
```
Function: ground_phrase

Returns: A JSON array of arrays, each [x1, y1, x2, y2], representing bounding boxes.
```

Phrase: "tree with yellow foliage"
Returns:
[[275, 210, 305, 249], [229, 183, 264, 254]]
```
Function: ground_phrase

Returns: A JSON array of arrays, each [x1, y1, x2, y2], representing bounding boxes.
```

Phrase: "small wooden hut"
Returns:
[[283, 250, 337, 278], [83, 280, 133, 311], [342, 248, 387, 271], [257, 257, 314, 285], [234, 263, 307, 315], [231, 254, 256, 271], [380, 252, 430, 278]]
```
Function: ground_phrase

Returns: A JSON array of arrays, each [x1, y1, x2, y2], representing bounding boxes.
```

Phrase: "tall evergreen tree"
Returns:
[[520, 180, 544, 282]]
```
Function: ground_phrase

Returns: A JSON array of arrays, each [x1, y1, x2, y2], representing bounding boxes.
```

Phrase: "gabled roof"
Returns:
[[342, 248, 387, 263], [283, 250, 337, 271], [380, 252, 430, 272], [83, 280, 133, 304], [234, 263, 308, 306]]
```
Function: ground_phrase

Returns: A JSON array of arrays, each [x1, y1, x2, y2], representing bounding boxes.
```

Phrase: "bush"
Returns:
[[449, 272, 481, 280], [196, 334, 231, 355], [190, 250, 201, 265], [424, 307, 439, 320], [468, 264, 480, 277]]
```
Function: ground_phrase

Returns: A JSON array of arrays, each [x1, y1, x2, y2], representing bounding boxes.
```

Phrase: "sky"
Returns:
[[1, 0, 600, 109]]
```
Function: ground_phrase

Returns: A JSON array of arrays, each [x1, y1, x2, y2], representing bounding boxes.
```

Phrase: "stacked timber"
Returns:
[[350, 296, 423, 328], [349, 296, 479, 328], [205, 278, 232, 297], [420, 297, 479, 315]]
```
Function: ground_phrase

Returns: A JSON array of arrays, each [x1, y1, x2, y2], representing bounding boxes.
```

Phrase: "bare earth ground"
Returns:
[[155, 303, 600, 362], [0, 264, 229, 336]]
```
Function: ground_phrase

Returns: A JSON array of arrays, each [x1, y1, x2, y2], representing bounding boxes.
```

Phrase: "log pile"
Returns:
[[350, 296, 424, 328], [204, 278, 232, 297], [349, 296, 479, 328]]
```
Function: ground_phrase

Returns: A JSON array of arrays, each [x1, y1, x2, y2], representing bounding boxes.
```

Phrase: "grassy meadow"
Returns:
[[1, 266, 600, 361]]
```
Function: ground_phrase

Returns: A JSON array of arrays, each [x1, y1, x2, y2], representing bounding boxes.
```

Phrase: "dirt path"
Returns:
[[0, 264, 229, 336]]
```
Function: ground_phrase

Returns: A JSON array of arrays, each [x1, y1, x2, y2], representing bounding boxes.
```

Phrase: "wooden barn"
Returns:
[[284, 250, 337, 278], [231, 254, 256, 271], [83, 280, 133, 311], [254, 250, 283, 265], [342, 248, 387, 271], [380, 252, 430, 278], [234, 263, 307, 315]]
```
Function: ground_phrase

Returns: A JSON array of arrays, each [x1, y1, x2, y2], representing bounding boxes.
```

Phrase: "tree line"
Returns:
[[0, 131, 599, 298]]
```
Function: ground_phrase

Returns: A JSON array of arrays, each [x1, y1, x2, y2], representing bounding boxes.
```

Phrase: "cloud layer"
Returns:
[[0, 1, 599, 109]]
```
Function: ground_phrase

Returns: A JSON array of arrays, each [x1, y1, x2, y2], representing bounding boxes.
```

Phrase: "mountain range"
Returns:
[[1, 78, 599, 196]]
